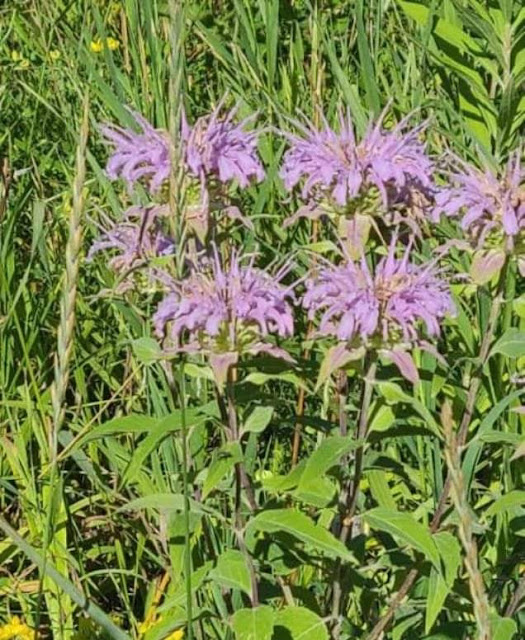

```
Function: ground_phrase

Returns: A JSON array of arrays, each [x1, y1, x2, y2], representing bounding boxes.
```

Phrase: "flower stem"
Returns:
[[442, 402, 492, 640], [178, 362, 194, 639], [341, 359, 377, 542], [225, 378, 259, 606], [164, 361, 194, 640], [337, 369, 349, 437], [331, 358, 376, 631]]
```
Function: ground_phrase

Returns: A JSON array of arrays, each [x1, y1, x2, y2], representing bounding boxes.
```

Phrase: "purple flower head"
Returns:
[[280, 107, 433, 210], [100, 110, 171, 193], [182, 102, 265, 188], [154, 246, 294, 386], [101, 101, 264, 196], [434, 151, 525, 240], [88, 206, 174, 276], [303, 239, 454, 345]]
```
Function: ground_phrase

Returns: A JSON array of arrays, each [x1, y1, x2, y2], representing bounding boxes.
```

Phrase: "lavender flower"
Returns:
[[100, 111, 171, 193], [182, 103, 265, 188], [303, 240, 454, 382], [434, 152, 525, 239], [101, 102, 264, 194], [280, 108, 433, 210], [154, 246, 294, 388], [88, 206, 174, 279]]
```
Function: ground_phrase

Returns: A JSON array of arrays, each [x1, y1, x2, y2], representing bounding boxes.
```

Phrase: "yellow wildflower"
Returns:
[[10, 50, 21, 61], [49, 50, 61, 61], [90, 39, 104, 53], [0, 616, 35, 640], [19, 59, 30, 69], [137, 609, 156, 635], [106, 37, 120, 51], [90, 37, 119, 53], [165, 630, 184, 640]]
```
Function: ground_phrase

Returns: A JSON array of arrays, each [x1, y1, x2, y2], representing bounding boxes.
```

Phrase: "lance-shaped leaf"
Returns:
[[247, 509, 355, 562], [490, 329, 525, 359], [209, 549, 252, 597], [363, 508, 441, 570]]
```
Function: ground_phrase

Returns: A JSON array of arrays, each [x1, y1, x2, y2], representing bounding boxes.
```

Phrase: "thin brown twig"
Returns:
[[505, 575, 525, 617]]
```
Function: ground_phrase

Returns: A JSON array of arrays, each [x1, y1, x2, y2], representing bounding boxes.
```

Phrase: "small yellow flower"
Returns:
[[90, 37, 119, 53], [106, 37, 120, 51], [90, 39, 104, 53], [165, 630, 184, 640], [19, 59, 30, 69], [49, 50, 61, 61], [137, 609, 156, 635], [0, 616, 35, 640], [10, 50, 21, 61]]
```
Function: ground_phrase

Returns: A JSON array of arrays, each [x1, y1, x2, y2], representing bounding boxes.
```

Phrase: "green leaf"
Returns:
[[231, 606, 275, 640], [209, 549, 252, 597], [479, 431, 523, 446], [399, 1, 482, 52], [73, 415, 159, 451], [132, 337, 162, 365], [424, 622, 471, 639], [262, 460, 308, 493], [274, 606, 328, 640], [118, 493, 216, 519], [242, 406, 274, 435], [298, 436, 360, 490], [293, 435, 361, 506], [490, 613, 517, 640], [485, 491, 525, 518], [367, 470, 397, 510], [363, 508, 441, 570], [184, 362, 214, 382], [425, 532, 462, 633], [203, 442, 243, 499], [323, 37, 367, 135], [513, 294, 525, 319], [356, 0, 381, 113], [369, 405, 396, 433], [119, 493, 186, 512], [490, 329, 525, 358], [463, 389, 525, 489], [377, 382, 441, 437], [244, 371, 307, 389], [247, 509, 355, 562], [121, 410, 204, 486], [294, 477, 335, 508]]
